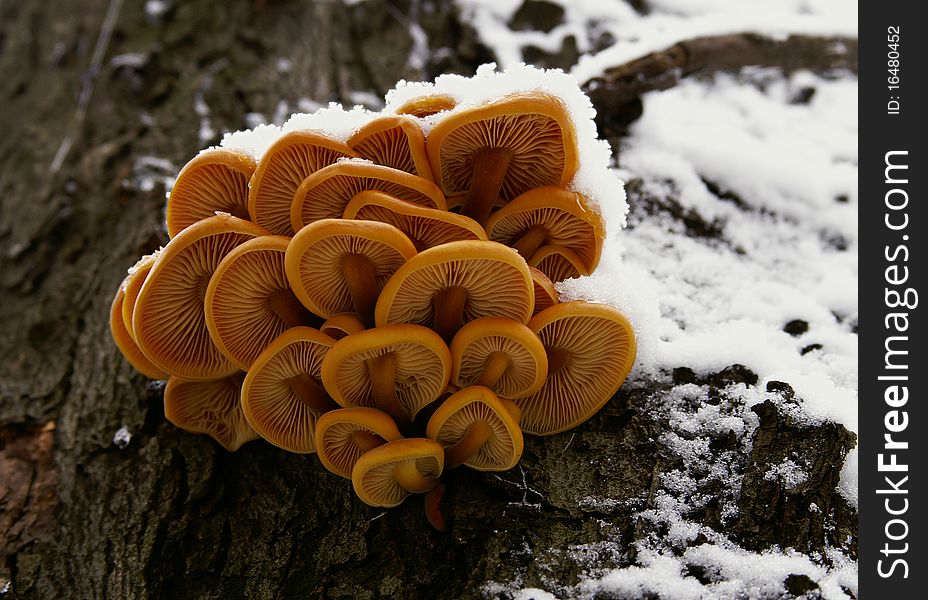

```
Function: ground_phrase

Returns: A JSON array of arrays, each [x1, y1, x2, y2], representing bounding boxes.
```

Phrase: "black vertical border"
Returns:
[[860, 1, 926, 595]]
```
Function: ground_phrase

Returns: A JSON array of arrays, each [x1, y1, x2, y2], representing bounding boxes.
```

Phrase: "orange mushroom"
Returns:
[[426, 386, 523, 471], [290, 161, 446, 231], [484, 186, 604, 273], [347, 114, 433, 180], [110, 273, 169, 380], [133, 214, 268, 379], [320, 313, 366, 340], [120, 253, 159, 343], [426, 92, 579, 224], [315, 407, 403, 478], [515, 301, 637, 436], [343, 190, 486, 251], [375, 240, 534, 341], [285, 219, 417, 326], [163, 373, 259, 451], [205, 235, 316, 370], [320, 324, 451, 426], [528, 245, 590, 283], [394, 94, 457, 118], [248, 130, 356, 236], [165, 148, 257, 238], [529, 267, 559, 316], [449, 317, 547, 400], [240, 327, 339, 453], [351, 438, 444, 507]]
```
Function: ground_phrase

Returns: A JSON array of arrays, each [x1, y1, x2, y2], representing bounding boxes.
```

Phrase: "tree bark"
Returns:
[[0, 2, 856, 598]]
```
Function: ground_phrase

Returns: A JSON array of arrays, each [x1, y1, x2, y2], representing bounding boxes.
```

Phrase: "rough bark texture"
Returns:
[[0, 1, 856, 598]]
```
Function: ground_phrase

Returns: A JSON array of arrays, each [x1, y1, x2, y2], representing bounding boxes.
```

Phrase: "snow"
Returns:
[[112, 426, 132, 449]]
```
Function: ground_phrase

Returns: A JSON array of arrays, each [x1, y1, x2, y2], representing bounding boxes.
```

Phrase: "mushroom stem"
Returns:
[[512, 225, 548, 259], [433, 286, 468, 341], [500, 398, 523, 424], [269, 289, 311, 327], [476, 351, 510, 389], [286, 373, 339, 413], [463, 147, 512, 225], [350, 429, 387, 454], [341, 253, 378, 326], [366, 353, 410, 426], [393, 460, 440, 493], [444, 420, 492, 468]]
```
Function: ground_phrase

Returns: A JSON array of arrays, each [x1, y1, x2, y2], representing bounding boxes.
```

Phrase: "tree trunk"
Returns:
[[0, 1, 856, 598]]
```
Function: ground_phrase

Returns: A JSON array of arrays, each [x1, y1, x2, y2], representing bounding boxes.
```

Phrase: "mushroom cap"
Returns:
[[205, 235, 316, 370], [484, 186, 604, 272], [375, 240, 534, 332], [164, 373, 258, 451], [528, 245, 591, 283], [351, 438, 444, 507], [394, 94, 457, 118], [320, 313, 366, 340], [120, 253, 159, 343], [515, 301, 637, 436], [285, 219, 417, 320], [110, 280, 169, 380], [449, 317, 548, 400], [133, 215, 268, 379], [290, 161, 446, 231], [240, 327, 337, 453], [248, 130, 356, 236], [425, 92, 579, 202], [166, 148, 257, 238], [347, 114, 433, 180], [320, 324, 452, 419], [343, 190, 486, 251], [425, 385, 523, 471], [529, 267, 559, 316], [315, 407, 403, 478]]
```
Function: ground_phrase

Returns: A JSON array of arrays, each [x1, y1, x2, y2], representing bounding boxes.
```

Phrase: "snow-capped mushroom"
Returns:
[[205, 235, 316, 370], [347, 114, 433, 180], [484, 186, 604, 273], [320, 324, 451, 426], [394, 94, 457, 118], [516, 301, 637, 436], [528, 245, 590, 283], [320, 313, 366, 340], [375, 240, 534, 341], [133, 215, 267, 379], [425, 385, 523, 471], [315, 407, 403, 478], [343, 190, 486, 251], [285, 219, 417, 326], [426, 92, 579, 224], [290, 161, 446, 231], [248, 130, 356, 236], [240, 327, 339, 453], [351, 438, 444, 507], [529, 267, 559, 316], [166, 148, 257, 238], [164, 373, 259, 451], [110, 278, 169, 380], [449, 317, 547, 400]]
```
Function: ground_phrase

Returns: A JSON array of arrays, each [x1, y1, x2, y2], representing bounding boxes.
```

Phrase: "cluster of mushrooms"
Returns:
[[110, 87, 636, 524]]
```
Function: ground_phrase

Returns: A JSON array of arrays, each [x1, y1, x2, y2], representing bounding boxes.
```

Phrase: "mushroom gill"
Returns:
[[164, 373, 259, 451], [241, 327, 339, 453], [133, 214, 267, 380], [166, 148, 256, 238], [248, 130, 356, 236], [205, 235, 316, 370], [351, 438, 444, 507], [348, 115, 433, 180], [375, 240, 534, 341]]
